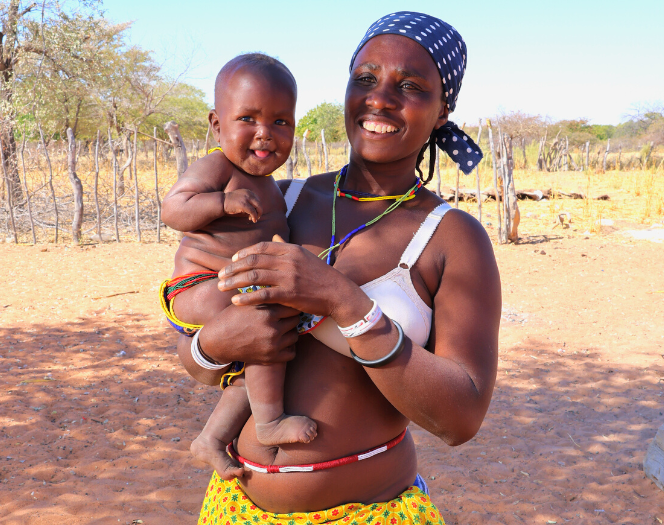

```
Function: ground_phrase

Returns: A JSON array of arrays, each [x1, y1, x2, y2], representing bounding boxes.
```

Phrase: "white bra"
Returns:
[[284, 178, 451, 355]]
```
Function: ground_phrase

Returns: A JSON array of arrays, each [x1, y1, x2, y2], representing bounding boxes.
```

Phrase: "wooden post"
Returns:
[[521, 137, 527, 169], [94, 130, 102, 242], [536, 137, 544, 171], [502, 135, 520, 243], [475, 120, 483, 223], [487, 121, 502, 242], [285, 156, 294, 179], [108, 129, 120, 242], [643, 141, 655, 169], [133, 128, 141, 242], [563, 137, 569, 172], [66, 128, 84, 244], [585, 141, 590, 171], [292, 137, 299, 177], [617, 144, 622, 171], [302, 130, 312, 177], [154, 127, 161, 243], [603, 139, 610, 172], [205, 122, 211, 153], [316, 139, 321, 169], [19, 129, 36, 244], [38, 123, 58, 243], [163, 121, 189, 178], [0, 133, 18, 243], [434, 146, 441, 197], [321, 129, 329, 172]]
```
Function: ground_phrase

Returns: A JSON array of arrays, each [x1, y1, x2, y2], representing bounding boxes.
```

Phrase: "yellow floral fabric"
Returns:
[[199, 472, 445, 525]]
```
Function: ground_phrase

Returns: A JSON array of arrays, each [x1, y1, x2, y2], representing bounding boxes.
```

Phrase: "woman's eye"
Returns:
[[401, 82, 419, 90], [356, 75, 375, 83]]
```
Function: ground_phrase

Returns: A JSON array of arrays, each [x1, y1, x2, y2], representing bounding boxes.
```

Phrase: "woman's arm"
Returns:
[[220, 213, 500, 445], [176, 303, 301, 385], [333, 212, 500, 445]]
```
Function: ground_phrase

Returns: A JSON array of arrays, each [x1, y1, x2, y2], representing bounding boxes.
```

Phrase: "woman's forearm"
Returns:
[[341, 316, 495, 446], [176, 333, 228, 386]]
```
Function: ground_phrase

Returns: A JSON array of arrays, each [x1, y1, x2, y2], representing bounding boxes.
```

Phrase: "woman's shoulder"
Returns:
[[276, 172, 337, 196]]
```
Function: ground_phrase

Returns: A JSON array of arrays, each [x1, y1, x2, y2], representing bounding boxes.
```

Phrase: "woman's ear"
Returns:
[[208, 110, 222, 145], [434, 103, 450, 130]]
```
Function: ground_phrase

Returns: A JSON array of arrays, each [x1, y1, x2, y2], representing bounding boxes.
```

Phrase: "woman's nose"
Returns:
[[366, 83, 398, 111]]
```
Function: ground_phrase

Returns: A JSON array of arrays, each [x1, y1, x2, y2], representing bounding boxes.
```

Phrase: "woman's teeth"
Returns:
[[362, 121, 398, 133]]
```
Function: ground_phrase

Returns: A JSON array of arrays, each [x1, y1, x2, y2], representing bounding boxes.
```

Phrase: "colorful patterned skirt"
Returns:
[[199, 472, 445, 525]]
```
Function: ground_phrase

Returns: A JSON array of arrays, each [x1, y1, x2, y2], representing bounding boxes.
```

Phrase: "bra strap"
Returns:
[[399, 202, 452, 268], [284, 178, 307, 218]]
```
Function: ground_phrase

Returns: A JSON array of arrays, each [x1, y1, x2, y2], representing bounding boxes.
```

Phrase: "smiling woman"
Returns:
[[180, 12, 501, 525]]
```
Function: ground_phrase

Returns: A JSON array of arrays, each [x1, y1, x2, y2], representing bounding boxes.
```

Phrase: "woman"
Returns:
[[179, 11, 501, 524]]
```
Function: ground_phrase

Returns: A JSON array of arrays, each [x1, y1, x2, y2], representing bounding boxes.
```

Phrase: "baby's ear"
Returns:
[[208, 110, 222, 142]]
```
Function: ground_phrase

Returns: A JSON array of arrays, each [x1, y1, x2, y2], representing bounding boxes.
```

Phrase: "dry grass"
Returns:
[[3, 142, 662, 245]]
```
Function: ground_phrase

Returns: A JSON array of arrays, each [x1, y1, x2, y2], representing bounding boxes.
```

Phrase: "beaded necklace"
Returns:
[[319, 165, 421, 264], [337, 178, 422, 202]]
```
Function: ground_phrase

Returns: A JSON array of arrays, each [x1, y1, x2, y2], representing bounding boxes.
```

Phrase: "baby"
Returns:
[[161, 53, 317, 479]]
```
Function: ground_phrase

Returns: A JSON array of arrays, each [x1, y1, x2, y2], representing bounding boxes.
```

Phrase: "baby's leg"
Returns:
[[191, 383, 251, 480], [245, 363, 317, 446]]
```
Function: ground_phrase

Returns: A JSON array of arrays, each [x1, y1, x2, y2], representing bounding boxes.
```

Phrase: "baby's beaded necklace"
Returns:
[[318, 165, 422, 264]]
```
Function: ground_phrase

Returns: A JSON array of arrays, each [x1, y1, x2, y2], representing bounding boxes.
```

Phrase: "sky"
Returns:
[[104, 0, 664, 126]]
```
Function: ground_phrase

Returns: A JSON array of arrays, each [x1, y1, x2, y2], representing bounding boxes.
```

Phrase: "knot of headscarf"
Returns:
[[350, 11, 483, 175]]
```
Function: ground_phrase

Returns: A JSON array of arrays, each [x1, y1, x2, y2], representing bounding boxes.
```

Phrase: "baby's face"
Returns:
[[211, 69, 296, 176]]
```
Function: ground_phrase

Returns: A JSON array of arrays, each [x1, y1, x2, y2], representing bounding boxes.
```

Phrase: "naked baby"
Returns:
[[160, 53, 317, 479]]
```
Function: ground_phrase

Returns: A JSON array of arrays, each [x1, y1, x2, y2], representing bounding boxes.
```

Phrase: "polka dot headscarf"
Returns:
[[350, 11, 483, 175]]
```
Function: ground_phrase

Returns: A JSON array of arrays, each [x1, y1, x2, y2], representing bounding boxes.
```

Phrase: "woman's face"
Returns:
[[345, 35, 448, 165]]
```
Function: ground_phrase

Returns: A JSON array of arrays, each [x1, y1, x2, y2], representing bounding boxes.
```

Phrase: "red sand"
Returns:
[[1, 233, 663, 524]]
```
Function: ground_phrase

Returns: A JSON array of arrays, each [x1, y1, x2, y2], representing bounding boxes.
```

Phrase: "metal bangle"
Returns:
[[191, 329, 232, 371], [349, 320, 405, 368]]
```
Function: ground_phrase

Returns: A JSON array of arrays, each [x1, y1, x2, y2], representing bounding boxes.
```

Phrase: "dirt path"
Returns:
[[1, 233, 663, 524]]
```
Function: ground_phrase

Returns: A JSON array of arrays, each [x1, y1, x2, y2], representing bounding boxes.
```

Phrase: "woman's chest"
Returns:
[[289, 199, 441, 308]]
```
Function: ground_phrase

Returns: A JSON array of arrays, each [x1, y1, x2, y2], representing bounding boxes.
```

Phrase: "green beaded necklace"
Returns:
[[318, 164, 421, 264]]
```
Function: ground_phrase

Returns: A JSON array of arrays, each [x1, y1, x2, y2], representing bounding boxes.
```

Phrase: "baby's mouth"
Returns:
[[252, 149, 271, 159], [361, 120, 399, 134]]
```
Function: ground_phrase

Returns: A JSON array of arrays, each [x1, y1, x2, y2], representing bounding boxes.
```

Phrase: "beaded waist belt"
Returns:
[[226, 428, 407, 473]]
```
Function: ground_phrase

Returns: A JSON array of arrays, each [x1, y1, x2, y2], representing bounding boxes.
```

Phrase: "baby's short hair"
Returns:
[[214, 53, 296, 101]]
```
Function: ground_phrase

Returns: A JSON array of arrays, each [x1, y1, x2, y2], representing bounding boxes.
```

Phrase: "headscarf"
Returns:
[[350, 11, 482, 174]]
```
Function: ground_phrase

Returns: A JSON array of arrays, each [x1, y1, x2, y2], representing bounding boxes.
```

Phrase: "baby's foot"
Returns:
[[191, 433, 243, 480], [255, 414, 318, 446]]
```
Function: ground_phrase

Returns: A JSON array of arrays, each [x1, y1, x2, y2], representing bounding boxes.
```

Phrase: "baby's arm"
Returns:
[[161, 152, 263, 232]]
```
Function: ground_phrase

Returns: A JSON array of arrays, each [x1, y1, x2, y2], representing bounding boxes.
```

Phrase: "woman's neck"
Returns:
[[344, 154, 420, 196]]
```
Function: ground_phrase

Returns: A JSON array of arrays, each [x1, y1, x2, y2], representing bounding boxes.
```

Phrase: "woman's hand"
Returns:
[[219, 236, 370, 322], [199, 303, 301, 365]]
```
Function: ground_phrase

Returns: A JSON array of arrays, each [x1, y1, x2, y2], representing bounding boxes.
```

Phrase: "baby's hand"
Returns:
[[223, 189, 263, 223]]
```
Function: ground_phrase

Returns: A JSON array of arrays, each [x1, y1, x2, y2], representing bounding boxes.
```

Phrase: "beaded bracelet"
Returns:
[[191, 330, 232, 371], [339, 299, 383, 338], [350, 320, 405, 368]]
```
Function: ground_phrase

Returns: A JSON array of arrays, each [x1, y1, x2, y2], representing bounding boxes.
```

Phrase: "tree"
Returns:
[[296, 102, 346, 142]]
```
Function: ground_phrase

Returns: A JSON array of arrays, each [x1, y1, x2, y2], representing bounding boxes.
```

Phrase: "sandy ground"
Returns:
[[1, 218, 664, 524]]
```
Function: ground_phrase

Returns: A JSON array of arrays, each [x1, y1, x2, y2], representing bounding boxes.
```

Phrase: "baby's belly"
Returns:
[[236, 337, 418, 513], [174, 212, 289, 274]]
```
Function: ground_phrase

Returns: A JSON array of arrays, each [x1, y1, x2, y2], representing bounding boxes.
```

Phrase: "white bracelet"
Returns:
[[339, 299, 383, 338], [191, 330, 232, 370]]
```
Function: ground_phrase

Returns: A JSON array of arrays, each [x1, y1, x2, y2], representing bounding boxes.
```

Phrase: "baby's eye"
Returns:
[[238, 116, 253, 122], [275, 119, 287, 126]]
